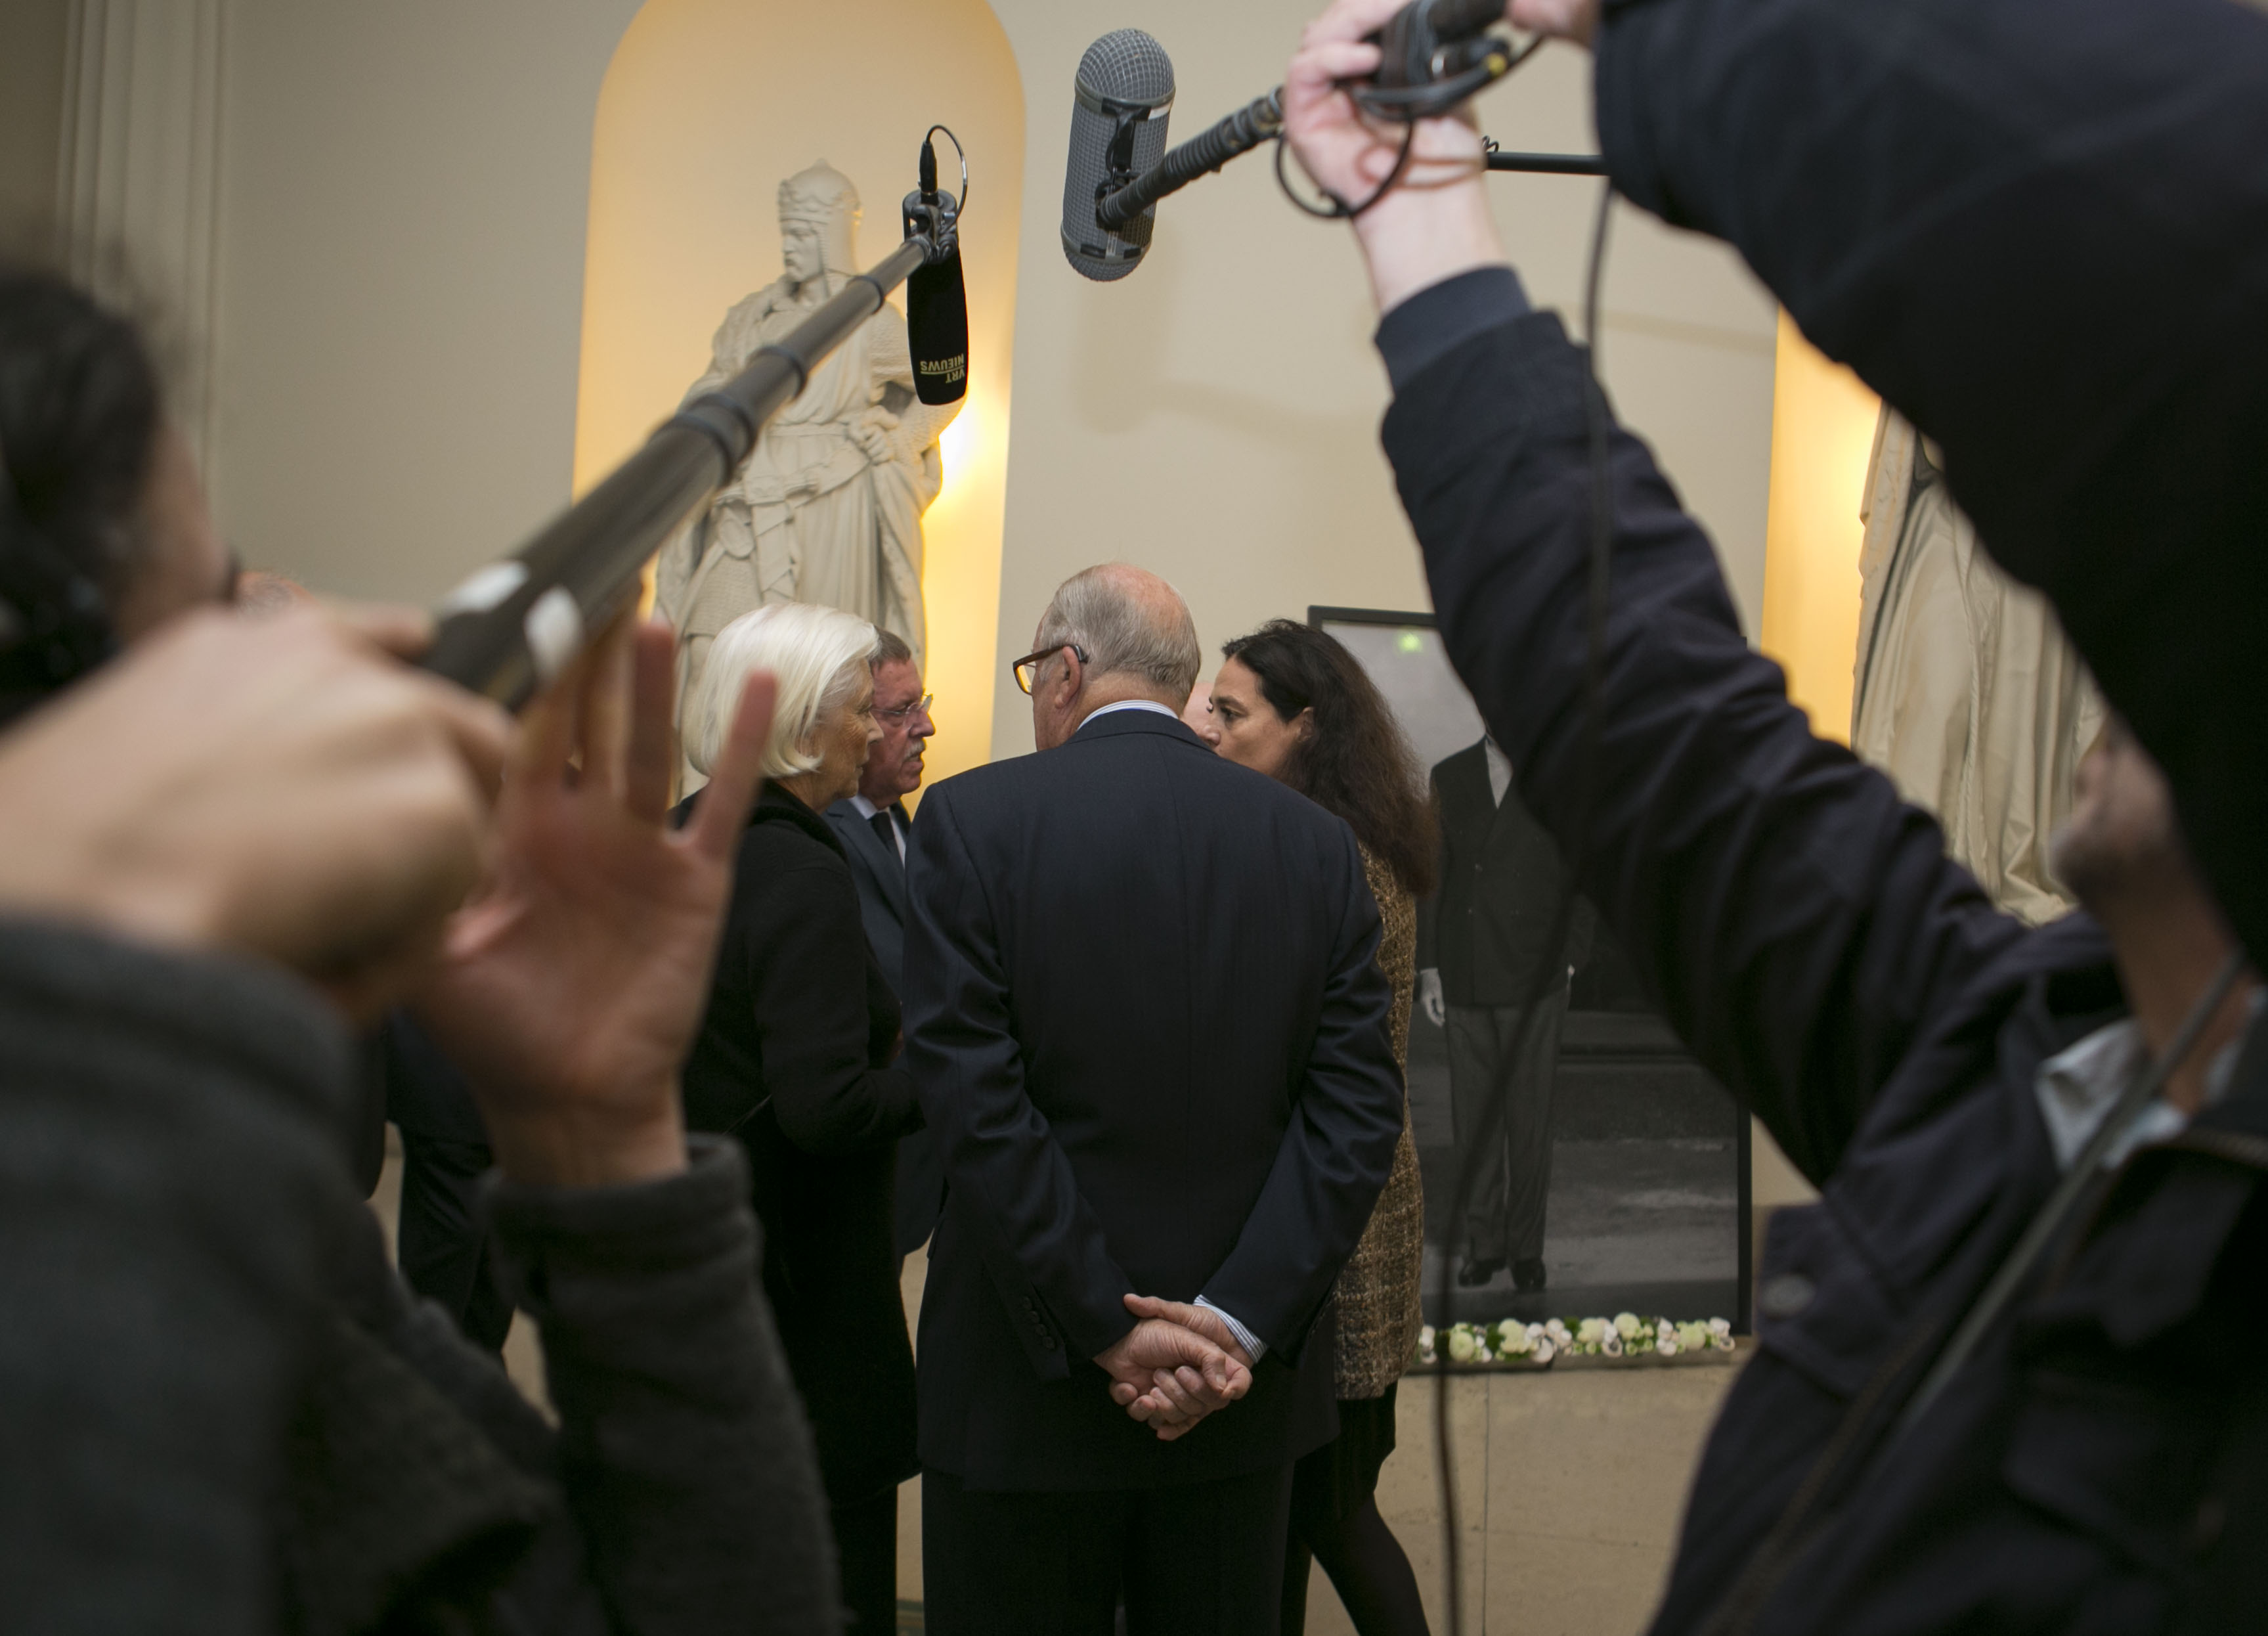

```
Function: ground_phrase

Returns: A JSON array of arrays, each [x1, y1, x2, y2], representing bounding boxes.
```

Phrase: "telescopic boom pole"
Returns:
[[422, 234, 932, 709]]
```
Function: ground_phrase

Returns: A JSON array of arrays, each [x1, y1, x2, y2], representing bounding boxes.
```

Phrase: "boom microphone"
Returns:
[[422, 133, 969, 707], [1060, 29, 1176, 280], [905, 129, 969, 405]]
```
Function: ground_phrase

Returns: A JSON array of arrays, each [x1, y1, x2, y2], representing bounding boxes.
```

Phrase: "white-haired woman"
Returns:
[[675, 601, 921, 1633]]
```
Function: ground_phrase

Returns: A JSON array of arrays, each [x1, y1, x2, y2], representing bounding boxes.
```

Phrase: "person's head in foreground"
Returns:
[[693, 600, 879, 811], [1210, 618, 1437, 898], [0, 264, 236, 726], [857, 627, 933, 808], [1016, 562, 1202, 751]]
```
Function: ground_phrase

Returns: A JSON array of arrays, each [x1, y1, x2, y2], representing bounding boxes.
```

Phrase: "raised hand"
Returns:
[[1095, 1315, 1253, 1442], [412, 614, 777, 1188], [1283, 0, 1509, 313]]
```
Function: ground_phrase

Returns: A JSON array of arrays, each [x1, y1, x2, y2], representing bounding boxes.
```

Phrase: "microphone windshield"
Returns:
[[907, 236, 968, 405], [1061, 30, 1175, 282]]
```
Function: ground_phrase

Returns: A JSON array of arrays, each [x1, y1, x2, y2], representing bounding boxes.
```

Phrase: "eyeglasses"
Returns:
[[875, 692, 933, 726], [1011, 643, 1089, 696]]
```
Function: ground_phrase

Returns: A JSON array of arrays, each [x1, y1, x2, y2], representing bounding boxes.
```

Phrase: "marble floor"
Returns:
[[376, 1138, 1745, 1635]]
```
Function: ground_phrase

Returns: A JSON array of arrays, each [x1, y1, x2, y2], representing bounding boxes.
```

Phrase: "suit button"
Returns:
[[1043, 1336, 1059, 1351]]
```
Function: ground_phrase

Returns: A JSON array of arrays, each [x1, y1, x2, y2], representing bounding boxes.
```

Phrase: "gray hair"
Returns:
[[1035, 564, 1200, 697], [871, 627, 914, 669], [689, 601, 877, 780]]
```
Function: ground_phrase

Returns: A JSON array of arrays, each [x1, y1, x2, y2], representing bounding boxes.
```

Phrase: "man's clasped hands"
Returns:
[[1095, 1296, 1259, 1442]]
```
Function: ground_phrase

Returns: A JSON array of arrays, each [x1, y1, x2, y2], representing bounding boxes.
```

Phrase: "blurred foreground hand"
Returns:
[[0, 603, 508, 1013], [413, 615, 776, 1188]]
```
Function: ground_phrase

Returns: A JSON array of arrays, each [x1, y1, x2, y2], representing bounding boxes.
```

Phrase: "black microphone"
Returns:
[[1060, 29, 1176, 281], [904, 133, 969, 405]]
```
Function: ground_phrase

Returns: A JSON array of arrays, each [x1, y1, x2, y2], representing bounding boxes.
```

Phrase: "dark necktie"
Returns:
[[869, 807, 902, 872]]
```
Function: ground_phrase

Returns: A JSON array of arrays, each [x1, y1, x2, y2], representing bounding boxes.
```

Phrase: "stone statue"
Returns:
[[655, 160, 959, 785], [1852, 407, 2106, 925]]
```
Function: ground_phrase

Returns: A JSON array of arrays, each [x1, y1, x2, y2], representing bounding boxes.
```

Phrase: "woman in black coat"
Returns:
[[675, 602, 923, 1632]]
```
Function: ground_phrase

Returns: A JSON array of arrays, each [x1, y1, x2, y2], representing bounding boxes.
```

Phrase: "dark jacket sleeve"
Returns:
[[901, 784, 1139, 1365], [1591, 0, 2268, 976], [1382, 300, 2025, 1184], [0, 917, 358, 1636], [1199, 824, 1405, 1357], [471, 1137, 841, 1636], [740, 858, 920, 1157]]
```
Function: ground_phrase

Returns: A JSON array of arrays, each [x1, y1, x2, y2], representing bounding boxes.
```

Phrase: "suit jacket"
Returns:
[[676, 782, 923, 1504], [827, 797, 949, 1258], [825, 799, 909, 980], [1416, 742, 1594, 1007], [901, 707, 1405, 1491]]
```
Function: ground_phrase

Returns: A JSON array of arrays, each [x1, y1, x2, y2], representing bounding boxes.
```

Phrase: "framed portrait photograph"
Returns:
[[1311, 607, 1753, 1331]]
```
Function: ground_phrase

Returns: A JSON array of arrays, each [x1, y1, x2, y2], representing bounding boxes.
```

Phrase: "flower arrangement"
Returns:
[[1415, 1314, 1735, 1369]]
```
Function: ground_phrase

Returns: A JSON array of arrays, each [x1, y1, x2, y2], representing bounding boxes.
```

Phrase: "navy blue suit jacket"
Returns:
[[900, 707, 1403, 1490], [825, 797, 948, 1257]]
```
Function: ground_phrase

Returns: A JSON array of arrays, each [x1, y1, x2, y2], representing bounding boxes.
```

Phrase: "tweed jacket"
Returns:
[[1330, 847, 1426, 1399]]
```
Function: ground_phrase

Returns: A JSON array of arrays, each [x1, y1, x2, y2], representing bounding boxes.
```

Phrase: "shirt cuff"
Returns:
[[1374, 265, 1533, 395], [1195, 1294, 1267, 1363]]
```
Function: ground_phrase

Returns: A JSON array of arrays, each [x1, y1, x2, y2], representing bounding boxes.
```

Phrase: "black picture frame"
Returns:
[[1311, 606, 1754, 1332]]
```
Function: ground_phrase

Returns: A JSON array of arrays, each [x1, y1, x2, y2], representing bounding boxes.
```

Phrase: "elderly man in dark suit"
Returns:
[[823, 627, 944, 1260], [1418, 737, 1592, 1293], [901, 564, 1405, 1636]]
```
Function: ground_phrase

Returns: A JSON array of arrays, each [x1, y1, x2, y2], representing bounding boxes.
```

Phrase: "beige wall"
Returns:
[[0, 0, 69, 245], [210, 0, 643, 596]]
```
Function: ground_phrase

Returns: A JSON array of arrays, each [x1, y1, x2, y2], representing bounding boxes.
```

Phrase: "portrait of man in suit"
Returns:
[[1417, 736, 1594, 1292], [822, 626, 943, 1260]]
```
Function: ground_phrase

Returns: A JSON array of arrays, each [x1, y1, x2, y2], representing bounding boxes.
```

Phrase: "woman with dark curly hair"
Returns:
[[1208, 617, 1436, 1636]]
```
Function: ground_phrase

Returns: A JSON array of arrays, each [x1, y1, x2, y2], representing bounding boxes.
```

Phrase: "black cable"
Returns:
[[1274, 122, 1418, 221], [1431, 177, 1617, 1636]]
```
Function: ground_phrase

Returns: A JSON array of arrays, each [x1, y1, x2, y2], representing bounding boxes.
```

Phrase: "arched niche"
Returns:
[[575, 0, 1024, 779]]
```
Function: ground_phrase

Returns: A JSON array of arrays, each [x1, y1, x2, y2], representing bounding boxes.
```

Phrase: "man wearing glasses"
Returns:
[[901, 564, 1403, 1634], [824, 626, 942, 1262]]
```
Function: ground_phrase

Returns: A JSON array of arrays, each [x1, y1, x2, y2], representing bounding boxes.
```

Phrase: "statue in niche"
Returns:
[[655, 160, 959, 785], [1852, 407, 2106, 925]]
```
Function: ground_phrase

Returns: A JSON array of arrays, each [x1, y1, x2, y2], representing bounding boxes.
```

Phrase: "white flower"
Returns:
[[1577, 1317, 1608, 1346], [1712, 1331, 1737, 1352], [1613, 1312, 1642, 1338], [1544, 1317, 1573, 1344], [1677, 1321, 1710, 1352], [1417, 1325, 1436, 1364], [1447, 1326, 1479, 1363], [1498, 1323, 1535, 1357], [1602, 1331, 1624, 1357], [1707, 1317, 1732, 1340], [1656, 1329, 1680, 1357], [1531, 1336, 1556, 1364]]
